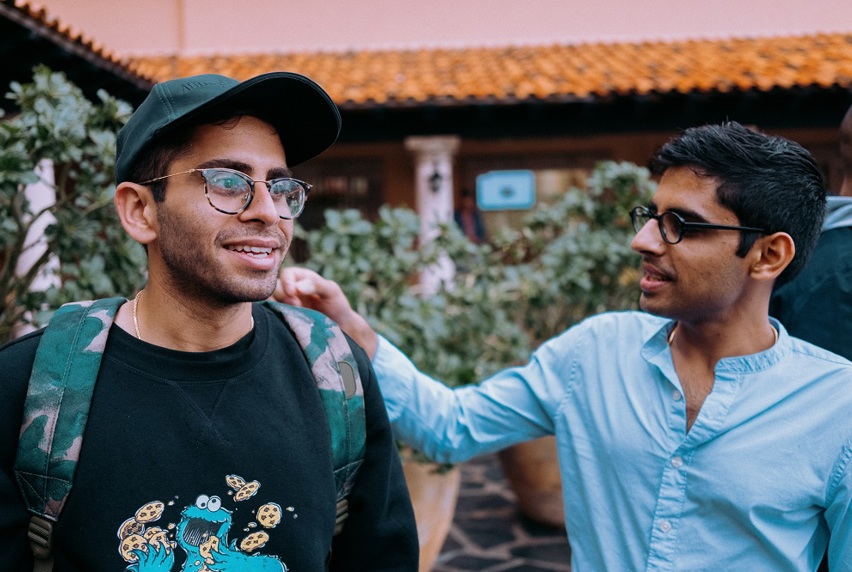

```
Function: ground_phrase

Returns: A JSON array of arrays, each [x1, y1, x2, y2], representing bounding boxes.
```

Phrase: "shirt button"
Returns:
[[660, 520, 672, 533], [672, 391, 683, 401], [671, 456, 683, 469]]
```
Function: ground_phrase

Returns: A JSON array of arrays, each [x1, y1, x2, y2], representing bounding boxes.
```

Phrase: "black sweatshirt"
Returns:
[[0, 303, 418, 571]]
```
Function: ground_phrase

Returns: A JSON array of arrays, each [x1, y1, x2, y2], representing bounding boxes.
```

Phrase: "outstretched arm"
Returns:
[[275, 267, 378, 357], [275, 266, 559, 465]]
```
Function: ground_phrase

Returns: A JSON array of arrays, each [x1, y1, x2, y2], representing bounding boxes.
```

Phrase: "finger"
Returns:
[[279, 266, 317, 287], [275, 267, 311, 301], [294, 277, 317, 295]]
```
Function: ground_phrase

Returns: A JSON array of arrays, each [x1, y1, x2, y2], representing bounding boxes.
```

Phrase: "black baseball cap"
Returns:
[[115, 72, 341, 183]]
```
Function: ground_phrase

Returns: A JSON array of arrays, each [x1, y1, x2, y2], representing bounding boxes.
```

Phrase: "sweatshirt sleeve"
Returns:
[[329, 336, 419, 571]]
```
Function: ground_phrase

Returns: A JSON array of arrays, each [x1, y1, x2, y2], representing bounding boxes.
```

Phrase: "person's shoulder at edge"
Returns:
[[0, 327, 43, 352], [0, 328, 43, 377]]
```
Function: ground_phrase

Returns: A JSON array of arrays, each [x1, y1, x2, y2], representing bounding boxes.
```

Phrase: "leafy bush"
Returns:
[[0, 67, 146, 343], [294, 161, 655, 386]]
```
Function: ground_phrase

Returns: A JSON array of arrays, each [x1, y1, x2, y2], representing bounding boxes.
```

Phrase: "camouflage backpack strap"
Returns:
[[260, 301, 366, 535], [14, 297, 125, 571]]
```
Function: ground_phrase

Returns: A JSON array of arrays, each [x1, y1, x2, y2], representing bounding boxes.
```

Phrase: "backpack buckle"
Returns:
[[28, 515, 54, 559], [333, 498, 349, 536]]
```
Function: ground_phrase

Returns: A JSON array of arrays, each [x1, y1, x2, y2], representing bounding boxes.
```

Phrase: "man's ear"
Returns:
[[750, 231, 795, 282], [114, 182, 158, 245]]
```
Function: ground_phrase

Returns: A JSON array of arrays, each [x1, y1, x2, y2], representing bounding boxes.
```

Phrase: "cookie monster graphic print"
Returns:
[[118, 475, 289, 571]]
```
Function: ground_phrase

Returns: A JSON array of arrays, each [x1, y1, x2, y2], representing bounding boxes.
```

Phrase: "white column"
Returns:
[[404, 136, 460, 294], [15, 160, 59, 337]]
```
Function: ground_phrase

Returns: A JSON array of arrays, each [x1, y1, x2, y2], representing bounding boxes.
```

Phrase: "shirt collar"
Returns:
[[641, 316, 790, 376]]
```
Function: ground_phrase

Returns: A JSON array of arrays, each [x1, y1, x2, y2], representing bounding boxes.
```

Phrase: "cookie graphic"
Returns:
[[119, 533, 147, 562], [240, 531, 269, 552], [225, 474, 246, 491], [199, 536, 220, 564], [234, 480, 260, 502], [117, 517, 144, 539], [143, 526, 170, 550], [256, 503, 282, 528], [135, 501, 165, 523]]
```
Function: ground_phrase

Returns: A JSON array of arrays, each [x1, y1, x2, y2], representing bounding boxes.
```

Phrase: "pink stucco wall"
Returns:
[[41, 0, 852, 57]]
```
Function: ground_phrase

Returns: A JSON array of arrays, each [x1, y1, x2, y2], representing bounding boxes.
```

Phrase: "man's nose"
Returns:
[[239, 182, 280, 225], [631, 218, 664, 254]]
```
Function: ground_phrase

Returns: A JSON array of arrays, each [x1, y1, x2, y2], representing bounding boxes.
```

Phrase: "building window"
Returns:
[[292, 159, 383, 230], [289, 158, 383, 261]]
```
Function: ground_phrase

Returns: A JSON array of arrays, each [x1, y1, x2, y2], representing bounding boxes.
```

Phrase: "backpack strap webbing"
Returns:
[[260, 301, 366, 535], [14, 297, 126, 572]]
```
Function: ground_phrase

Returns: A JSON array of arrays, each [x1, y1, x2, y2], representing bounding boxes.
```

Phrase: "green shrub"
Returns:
[[293, 161, 655, 386]]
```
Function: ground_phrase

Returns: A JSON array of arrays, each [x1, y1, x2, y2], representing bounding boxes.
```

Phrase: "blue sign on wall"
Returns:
[[476, 170, 536, 211]]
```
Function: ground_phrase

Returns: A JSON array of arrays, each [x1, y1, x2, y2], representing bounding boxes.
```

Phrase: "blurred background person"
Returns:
[[454, 188, 486, 244]]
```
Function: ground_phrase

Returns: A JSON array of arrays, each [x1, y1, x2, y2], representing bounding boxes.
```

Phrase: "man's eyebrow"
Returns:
[[194, 159, 292, 180], [649, 200, 708, 222], [267, 166, 293, 180], [667, 207, 709, 222], [196, 159, 252, 173]]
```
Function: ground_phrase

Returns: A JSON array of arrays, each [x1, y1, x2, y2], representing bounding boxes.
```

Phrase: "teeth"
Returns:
[[229, 245, 272, 255]]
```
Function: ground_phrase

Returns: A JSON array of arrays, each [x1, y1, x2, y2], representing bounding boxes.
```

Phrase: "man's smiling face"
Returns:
[[149, 115, 293, 305]]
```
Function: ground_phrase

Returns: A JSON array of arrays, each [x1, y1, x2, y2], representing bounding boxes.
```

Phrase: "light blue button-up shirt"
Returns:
[[373, 311, 852, 571]]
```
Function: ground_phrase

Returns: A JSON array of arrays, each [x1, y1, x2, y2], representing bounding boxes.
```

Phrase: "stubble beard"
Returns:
[[156, 209, 285, 307]]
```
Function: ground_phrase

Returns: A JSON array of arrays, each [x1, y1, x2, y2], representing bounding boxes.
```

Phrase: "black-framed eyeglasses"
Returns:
[[630, 205, 767, 245], [139, 167, 312, 219]]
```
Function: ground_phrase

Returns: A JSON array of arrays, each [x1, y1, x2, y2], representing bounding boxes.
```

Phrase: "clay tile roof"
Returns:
[[1, 0, 153, 88], [134, 32, 852, 109]]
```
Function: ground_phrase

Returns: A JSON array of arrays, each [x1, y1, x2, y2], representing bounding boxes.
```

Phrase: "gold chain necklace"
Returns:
[[132, 289, 254, 341], [133, 289, 143, 339]]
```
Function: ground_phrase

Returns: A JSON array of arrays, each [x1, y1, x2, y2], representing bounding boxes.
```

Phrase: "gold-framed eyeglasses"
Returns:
[[139, 167, 312, 219], [630, 205, 767, 245]]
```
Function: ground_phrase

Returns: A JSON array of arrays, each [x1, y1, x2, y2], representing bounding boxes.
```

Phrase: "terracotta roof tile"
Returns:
[[132, 33, 852, 108]]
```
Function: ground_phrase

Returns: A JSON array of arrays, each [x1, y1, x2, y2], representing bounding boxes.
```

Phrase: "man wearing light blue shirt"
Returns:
[[278, 122, 852, 571]]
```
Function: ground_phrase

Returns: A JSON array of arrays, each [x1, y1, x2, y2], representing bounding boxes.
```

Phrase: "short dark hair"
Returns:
[[125, 125, 196, 202], [651, 121, 825, 286], [125, 111, 278, 202]]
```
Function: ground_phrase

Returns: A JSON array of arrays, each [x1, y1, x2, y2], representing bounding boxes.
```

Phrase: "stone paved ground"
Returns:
[[433, 454, 571, 572]]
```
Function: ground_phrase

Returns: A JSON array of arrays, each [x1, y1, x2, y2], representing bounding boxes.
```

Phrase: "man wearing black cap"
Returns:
[[0, 73, 418, 570]]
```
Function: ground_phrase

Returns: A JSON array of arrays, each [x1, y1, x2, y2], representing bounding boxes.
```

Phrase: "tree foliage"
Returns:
[[0, 67, 146, 343]]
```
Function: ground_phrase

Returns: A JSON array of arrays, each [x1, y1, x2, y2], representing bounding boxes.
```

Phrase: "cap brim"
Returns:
[[159, 72, 341, 168]]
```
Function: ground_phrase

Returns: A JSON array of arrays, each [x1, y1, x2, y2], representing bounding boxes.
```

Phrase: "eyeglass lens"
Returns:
[[202, 169, 306, 219], [631, 207, 683, 244]]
